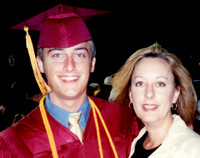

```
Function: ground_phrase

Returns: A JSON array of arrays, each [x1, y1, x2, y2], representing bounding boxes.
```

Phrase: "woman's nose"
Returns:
[[145, 85, 155, 99]]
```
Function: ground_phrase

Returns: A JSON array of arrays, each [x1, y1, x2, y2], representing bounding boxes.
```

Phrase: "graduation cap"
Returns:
[[11, 4, 109, 48], [11, 4, 109, 31], [11, 4, 109, 95]]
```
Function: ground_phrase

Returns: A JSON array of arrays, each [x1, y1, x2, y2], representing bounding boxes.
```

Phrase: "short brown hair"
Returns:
[[37, 40, 96, 62]]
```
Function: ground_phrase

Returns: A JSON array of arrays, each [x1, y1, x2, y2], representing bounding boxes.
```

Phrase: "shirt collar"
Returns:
[[45, 93, 91, 131]]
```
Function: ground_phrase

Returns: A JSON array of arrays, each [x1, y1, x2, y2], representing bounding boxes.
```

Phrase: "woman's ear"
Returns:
[[129, 88, 133, 103], [37, 57, 45, 73], [172, 87, 180, 104]]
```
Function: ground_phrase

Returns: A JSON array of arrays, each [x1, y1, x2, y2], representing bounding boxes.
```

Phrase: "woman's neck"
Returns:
[[143, 114, 173, 150]]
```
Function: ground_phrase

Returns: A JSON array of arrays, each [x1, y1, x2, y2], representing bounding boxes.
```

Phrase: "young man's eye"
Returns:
[[73, 52, 89, 62], [52, 53, 62, 58], [76, 53, 86, 58], [49, 51, 63, 58], [48, 48, 63, 58]]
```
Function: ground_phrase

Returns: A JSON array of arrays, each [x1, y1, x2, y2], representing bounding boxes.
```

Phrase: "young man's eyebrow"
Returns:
[[48, 47, 89, 53], [48, 48, 64, 52], [75, 47, 89, 52]]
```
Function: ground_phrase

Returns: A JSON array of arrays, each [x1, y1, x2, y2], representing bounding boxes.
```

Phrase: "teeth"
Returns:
[[143, 105, 157, 109], [60, 76, 78, 81]]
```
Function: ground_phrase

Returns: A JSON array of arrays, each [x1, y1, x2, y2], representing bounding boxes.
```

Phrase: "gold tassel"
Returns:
[[24, 26, 51, 95]]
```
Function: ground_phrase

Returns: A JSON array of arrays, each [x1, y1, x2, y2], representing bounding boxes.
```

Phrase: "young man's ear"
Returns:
[[37, 56, 45, 73], [90, 57, 96, 73]]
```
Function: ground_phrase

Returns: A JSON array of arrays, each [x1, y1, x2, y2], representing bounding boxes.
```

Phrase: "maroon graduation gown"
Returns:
[[0, 97, 139, 158]]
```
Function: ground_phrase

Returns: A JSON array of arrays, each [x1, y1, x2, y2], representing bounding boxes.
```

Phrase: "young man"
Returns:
[[0, 11, 139, 157]]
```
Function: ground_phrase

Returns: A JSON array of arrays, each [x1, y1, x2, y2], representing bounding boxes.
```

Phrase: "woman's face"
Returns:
[[129, 57, 180, 125]]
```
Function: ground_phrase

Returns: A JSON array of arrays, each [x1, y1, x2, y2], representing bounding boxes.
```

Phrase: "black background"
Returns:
[[0, 1, 200, 118]]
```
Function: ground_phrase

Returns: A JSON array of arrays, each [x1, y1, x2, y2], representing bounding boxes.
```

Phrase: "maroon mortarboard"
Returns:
[[11, 4, 109, 95], [37, 13, 92, 48], [11, 4, 109, 31], [11, 4, 109, 48]]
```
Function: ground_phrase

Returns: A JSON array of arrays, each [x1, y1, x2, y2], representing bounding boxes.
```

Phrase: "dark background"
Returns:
[[0, 1, 200, 129]]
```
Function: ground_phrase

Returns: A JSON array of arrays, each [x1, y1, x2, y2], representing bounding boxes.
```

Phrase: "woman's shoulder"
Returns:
[[169, 115, 200, 154], [184, 125, 200, 144]]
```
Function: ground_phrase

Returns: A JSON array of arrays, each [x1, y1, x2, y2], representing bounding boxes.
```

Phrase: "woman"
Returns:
[[112, 43, 200, 158]]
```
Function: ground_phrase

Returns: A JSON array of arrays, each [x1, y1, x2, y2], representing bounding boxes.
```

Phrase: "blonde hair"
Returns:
[[112, 43, 197, 125]]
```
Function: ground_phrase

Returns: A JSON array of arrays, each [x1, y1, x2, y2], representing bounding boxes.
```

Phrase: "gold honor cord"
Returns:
[[89, 98, 119, 158], [39, 95, 119, 158], [39, 95, 58, 158], [91, 101, 103, 158]]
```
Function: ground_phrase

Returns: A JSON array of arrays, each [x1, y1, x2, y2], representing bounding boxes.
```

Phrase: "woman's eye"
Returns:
[[156, 82, 166, 87], [135, 81, 144, 87]]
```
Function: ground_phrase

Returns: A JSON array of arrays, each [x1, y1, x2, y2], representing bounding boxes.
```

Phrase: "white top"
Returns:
[[129, 114, 200, 158]]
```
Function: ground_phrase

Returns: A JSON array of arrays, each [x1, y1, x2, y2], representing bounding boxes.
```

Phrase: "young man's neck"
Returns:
[[49, 92, 87, 112]]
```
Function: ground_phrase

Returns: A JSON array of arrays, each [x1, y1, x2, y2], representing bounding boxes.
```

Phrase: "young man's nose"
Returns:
[[63, 56, 75, 72]]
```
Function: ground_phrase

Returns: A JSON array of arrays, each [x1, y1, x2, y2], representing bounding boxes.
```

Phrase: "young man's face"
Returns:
[[37, 42, 96, 101]]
